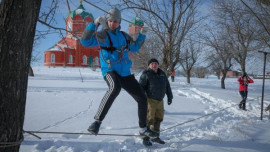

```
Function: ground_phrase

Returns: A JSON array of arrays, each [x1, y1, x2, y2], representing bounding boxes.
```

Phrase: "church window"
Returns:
[[67, 21, 72, 31], [51, 54, 55, 63], [83, 55, 87, 65], [69, 55, 73, 64]]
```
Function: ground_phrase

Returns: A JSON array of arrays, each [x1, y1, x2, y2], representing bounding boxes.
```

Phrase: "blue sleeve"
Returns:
[[129, 33, 146, 53], [80, 22, 99, 47]]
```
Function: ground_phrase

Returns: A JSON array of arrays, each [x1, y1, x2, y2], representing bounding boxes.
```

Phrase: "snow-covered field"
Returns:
[[21, 67, 270, 152]]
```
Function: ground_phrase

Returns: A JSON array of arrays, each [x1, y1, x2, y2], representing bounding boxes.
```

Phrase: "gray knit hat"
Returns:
[[106, 8, 121, 23]]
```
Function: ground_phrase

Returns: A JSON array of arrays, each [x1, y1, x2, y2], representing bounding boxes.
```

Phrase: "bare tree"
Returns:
[[36, 0, 59, 41], [240, 0, 270, 63], [28, 0, 59, 76], [240, 0, 270, 47], [212, 0, 257, 73], [204, 27, 233, 89], [192, 66, 209, 78], [179, 39, 201, 83], [131, 31, 162, 70], [120, 0, 202, 76], [0, 0, 42, 152], [208, 60, 221, 79]]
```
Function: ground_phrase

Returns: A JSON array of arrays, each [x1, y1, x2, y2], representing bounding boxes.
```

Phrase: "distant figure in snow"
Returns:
[[139, 58, 173, 146], [238, 72, 254, 110], [266, 104, 270, 119], [80, 8, 157, 139], [171, 70, 175, 82], [266, 104, 270, 112]]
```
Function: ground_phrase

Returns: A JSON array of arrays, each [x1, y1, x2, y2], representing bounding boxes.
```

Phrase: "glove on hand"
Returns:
[[140, 27, 148, 35], [94, 16, 107, 26], [167, 98, 172, 105]]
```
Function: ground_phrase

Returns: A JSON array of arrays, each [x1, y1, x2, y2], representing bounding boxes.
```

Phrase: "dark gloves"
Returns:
[[167, 98, 172, 105]]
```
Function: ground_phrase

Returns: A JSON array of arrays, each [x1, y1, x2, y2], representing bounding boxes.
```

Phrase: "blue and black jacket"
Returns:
[[80, 22, 146, 77]]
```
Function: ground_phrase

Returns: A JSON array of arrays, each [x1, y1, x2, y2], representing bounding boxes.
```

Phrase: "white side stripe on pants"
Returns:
[[95, 73, 115, 119]]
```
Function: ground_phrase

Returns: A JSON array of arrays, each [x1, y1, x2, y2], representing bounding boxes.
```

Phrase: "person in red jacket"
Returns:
[[238, 72, 254, 110], [171, 70, 175, 82]]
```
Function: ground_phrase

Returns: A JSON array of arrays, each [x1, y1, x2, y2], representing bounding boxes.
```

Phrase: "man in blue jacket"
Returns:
[[80, 8, 157, 139]]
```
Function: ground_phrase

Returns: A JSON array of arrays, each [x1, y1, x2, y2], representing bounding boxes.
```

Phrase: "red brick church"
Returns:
[[44, 2, 144, 68]]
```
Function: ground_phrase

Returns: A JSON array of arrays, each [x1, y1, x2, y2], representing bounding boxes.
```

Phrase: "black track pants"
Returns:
[[94, 71, 148, 128]]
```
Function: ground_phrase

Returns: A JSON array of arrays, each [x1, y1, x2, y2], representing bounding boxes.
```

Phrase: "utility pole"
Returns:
[[258, 51, 268, 120]]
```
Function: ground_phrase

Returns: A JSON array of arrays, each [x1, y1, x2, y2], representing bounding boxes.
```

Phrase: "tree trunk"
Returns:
[[186, 70, 191, 84], [161, 46, 170, 75], [0, 0, 41, 151], [241, 62, 246, 74], [28, 66, 34, 77], [221, 73, 227, 89]]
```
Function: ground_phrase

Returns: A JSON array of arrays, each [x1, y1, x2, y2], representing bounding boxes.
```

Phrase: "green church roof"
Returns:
[[129, 17, 144, 27], [67, 4, 94, 20]]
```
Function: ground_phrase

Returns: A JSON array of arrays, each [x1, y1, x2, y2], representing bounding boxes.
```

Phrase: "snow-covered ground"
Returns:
[[21, 67, 270, 152]]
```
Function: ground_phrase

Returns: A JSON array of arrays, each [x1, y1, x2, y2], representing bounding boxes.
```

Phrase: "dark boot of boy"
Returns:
[[142, 137, 152, 146], [151, 133, 165, 144], [139, 127, 158, 139]]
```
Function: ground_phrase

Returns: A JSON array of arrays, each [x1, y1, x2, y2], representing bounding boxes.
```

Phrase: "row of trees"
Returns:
[[120, 0, 203, 82], [24, 0, 270, 87], [122, 0, 270, 88]]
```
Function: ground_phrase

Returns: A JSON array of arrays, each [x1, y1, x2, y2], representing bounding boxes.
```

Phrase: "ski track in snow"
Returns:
[[38, 100, 94, 132], [24, 100, 94, 142]]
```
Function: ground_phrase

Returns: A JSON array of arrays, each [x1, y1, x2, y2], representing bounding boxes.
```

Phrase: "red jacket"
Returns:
[[238, 77, 254, 91], [171, 71, 175, 76]]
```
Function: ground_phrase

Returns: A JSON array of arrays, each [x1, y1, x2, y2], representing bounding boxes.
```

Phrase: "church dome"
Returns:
[[129, 17, 144, 27], [67, 4, 94, 20]]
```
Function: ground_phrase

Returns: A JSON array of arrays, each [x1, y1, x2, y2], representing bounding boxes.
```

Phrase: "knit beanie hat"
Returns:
[[242, 72, 247, 78], [148, 58, 159, 65], [106, 8, 121, 23]]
